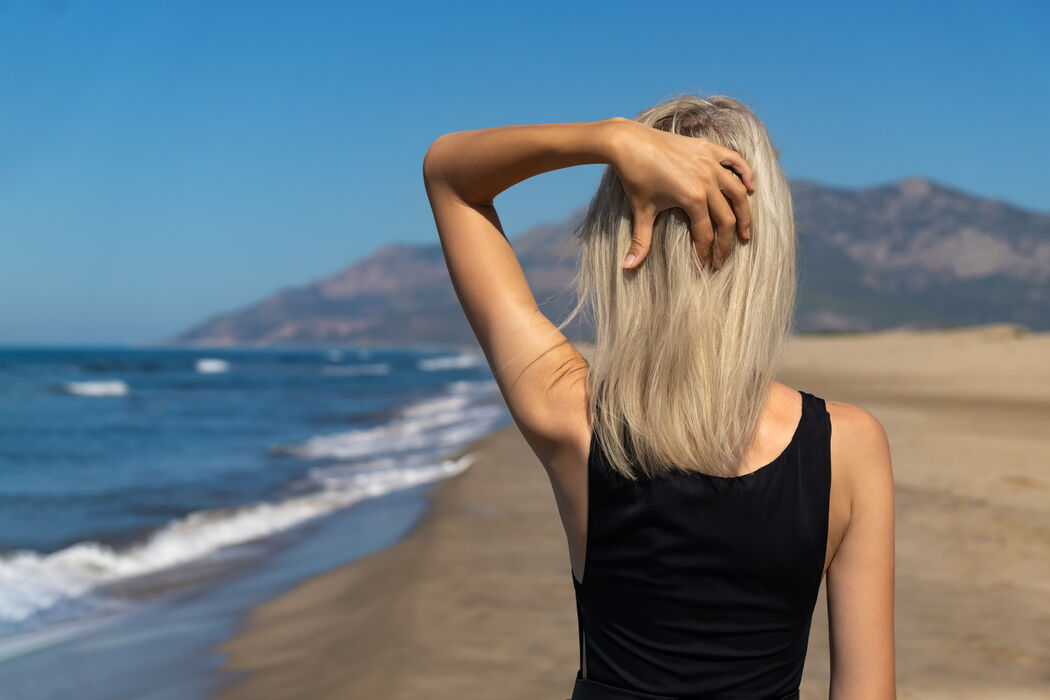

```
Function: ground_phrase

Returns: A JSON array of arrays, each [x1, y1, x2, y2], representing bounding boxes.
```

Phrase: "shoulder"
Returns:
[[825, 399, 894, 522], [825, 400, 891, 471]]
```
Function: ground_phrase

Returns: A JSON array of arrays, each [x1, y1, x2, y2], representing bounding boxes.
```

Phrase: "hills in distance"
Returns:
[[166, 176, 1050, 347]]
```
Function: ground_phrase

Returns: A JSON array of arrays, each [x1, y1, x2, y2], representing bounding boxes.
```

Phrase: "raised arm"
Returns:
[[421, 119, 621, 463], [421, 117, 754, 464]]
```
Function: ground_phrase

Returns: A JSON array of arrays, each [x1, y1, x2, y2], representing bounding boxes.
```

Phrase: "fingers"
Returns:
[[717, 166, 751, 241], [623, 204, 654, 269], [686, 206, 715, 268], [716, 147, 755, 194], [706, 193, 737, 268]]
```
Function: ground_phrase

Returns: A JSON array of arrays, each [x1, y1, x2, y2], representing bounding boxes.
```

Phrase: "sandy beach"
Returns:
[[211, 325, 1050, 699]]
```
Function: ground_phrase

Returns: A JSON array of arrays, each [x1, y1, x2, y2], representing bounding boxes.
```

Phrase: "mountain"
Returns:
[[791, 177, 1050, 332], [166, 177, 1050, 347]]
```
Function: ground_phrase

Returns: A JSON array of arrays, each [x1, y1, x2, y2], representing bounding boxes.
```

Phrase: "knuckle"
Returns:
[[721, 176, 744, 197], [713, 209, 733, 226], [690, 214, 710, 232]]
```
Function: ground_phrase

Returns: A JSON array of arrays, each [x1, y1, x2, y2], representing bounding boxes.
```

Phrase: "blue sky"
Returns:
[[1, 0, 1047, 344]]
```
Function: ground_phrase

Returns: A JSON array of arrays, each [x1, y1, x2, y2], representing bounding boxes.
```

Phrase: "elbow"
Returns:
[[422, 133, 452, 185]]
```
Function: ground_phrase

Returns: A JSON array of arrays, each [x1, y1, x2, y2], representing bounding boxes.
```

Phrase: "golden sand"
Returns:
[[212, 325, 1050, 699]]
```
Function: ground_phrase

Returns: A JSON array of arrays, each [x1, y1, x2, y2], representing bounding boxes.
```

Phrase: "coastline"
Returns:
[[211, 326, 1050, 699], [211, 420, 580, 699]]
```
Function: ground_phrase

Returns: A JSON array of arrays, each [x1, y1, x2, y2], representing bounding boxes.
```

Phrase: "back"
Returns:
[[569, 390, 831, 700]]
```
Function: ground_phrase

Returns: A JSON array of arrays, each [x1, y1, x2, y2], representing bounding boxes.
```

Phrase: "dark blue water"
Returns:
[[0, 345, 510, 659], [0, 479, 436, 700]]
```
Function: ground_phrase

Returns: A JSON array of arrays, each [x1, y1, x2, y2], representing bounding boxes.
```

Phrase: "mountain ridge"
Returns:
[[164, 176, 1050, 347]]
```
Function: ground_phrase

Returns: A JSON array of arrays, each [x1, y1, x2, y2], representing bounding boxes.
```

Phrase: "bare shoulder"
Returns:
[[825, 399, 894, 514], [826, 399, 889, 450]]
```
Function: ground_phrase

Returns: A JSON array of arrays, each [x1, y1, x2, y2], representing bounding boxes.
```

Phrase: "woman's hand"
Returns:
[[608, 117, 755, 270]]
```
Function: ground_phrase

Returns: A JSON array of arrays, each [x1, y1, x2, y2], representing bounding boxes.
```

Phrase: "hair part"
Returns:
[[554, 93, 798, 480]]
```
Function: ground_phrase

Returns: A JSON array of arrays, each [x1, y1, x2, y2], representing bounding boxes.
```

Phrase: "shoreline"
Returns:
[[210, 326, 1050, 699], [211, 421, 581, 699]]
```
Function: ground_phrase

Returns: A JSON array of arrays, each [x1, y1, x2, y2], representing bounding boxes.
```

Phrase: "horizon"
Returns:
[[2, 1, 1047, 344], [2, 317, 1041, 350], [3, 172, 1044, 349]]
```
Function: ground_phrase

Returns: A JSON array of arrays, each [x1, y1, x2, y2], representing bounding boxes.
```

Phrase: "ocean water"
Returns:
[[0, 345, 511, 693]]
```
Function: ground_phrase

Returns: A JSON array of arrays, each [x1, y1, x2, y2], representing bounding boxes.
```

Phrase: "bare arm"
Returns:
[[421, 118, 754, 464], [421, 120, 618, 464], [827, 404, 897, 698]]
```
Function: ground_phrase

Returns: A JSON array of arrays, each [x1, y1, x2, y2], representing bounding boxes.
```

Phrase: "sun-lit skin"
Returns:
[[424, 117, 754, 271], [423, 116, 895, 699]]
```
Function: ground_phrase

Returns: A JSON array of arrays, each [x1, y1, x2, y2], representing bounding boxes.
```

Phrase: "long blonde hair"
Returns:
[[556, 93, 797, 480]]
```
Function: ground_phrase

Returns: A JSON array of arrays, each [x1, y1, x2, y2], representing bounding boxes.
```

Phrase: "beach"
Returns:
[[211, 325, 1050, 699]]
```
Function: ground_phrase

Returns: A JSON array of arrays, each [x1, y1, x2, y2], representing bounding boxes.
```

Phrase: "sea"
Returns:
[[0, 345, 511, 699]]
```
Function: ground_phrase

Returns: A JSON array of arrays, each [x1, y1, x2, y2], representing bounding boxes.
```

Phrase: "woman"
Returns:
[[422, 94, 895, 699]]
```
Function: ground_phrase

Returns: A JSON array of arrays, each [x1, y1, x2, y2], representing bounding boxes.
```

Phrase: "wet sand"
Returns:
[[211, 324, 1050, 699]]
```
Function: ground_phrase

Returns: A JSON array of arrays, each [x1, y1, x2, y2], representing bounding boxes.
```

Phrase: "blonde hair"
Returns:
[[555, 93, 797, 480]]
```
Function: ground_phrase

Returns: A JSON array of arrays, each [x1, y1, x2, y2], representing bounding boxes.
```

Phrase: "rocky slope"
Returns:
[[167, 177, 1050, 346]]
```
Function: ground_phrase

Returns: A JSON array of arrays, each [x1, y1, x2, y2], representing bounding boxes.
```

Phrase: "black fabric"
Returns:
[[568, 676, 800, 700], [570, 391, 831, 699]]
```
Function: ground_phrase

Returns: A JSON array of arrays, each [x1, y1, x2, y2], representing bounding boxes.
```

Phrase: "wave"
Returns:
[[271, 380, 505, 460], [416, 353, 486, 371], [59, 380, 129, 397], [0, 452, 478, 637], [195, 358, 230, 374], [0, 377, 507, 639]]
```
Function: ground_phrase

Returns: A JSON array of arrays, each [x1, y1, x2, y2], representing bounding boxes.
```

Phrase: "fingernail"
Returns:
[[745, 226, 751, 239], [623, 254, 637, 268]]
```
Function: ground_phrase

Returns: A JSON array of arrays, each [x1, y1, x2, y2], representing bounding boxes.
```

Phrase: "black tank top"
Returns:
[[570, 390, 831, 700]]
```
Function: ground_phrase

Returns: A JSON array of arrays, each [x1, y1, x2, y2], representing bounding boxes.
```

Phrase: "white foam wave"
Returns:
[[417, 353, 486, 371], [195, 358, 230, 374], [60, 380, 129, 397], [0, 453, 478, 636], [321, 363, 390, 376], [1, 377, 507, 638], [276, 387, 506, 461]]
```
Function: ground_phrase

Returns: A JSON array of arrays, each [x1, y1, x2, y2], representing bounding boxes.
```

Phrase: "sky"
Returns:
[[1, 0, 1047, 345]]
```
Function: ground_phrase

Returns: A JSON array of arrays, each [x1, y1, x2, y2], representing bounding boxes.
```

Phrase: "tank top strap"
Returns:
[[798, 390, 831, 467], [799, 390, 827, 422], [795, 389, 833, 581]]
